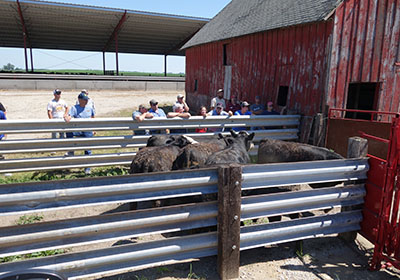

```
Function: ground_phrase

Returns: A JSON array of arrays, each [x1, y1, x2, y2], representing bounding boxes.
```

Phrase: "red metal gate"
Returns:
[[360, 114, 400, 270]]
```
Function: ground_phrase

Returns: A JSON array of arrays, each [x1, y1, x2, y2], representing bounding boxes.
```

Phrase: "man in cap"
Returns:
[[148, 99, 166, 118], [64, 92, 95, 174], [210, 88, 226, 110], [76, 89, 95, 114], [132, 104, 153, 135], [47, 89, 68, 138], [233, 101, 252, 131], [250, 96, 265, 115], [148, 99, 167, 134], [175, 94, 189, 112]]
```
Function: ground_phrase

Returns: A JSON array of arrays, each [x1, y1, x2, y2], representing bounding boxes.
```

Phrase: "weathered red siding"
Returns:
[[185, 21, 334, 116], [327, 0, 400, 112]]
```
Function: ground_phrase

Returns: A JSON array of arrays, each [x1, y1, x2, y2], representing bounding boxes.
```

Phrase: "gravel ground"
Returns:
[[1, 90, 399, 279]]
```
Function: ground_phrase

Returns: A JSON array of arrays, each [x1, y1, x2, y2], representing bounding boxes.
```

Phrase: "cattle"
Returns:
[[257, 138, 343, 164], [173, 136, 228, 170], [203, 130, 255, 166], [256, 138, 344, 222], [130, 135, 193, 174], [146, 135, 177, 147]]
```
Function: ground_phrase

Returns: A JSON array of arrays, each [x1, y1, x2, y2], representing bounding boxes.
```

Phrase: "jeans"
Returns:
[[66, 131, 93, 173]]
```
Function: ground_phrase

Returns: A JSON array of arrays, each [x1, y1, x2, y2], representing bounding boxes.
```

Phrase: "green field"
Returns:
[[0, 69, 185, 77]]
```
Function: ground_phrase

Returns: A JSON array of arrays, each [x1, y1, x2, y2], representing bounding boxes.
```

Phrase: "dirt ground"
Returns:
[[1, 90, 399, 279]]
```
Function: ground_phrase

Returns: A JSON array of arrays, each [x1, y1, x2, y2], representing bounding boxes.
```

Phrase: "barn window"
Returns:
[[223, 44, 230, 66], [194, 79, 198, 92], [277, 86, 289, 106], [345, 83, 379, 120]]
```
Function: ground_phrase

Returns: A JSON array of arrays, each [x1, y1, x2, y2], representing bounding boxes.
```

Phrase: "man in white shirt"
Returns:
[[210, 88, 226, 110], [47, 89, 68, 138]]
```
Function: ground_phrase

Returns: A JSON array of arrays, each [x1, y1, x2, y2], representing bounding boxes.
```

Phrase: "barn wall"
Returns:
[[327, 0, 400, 112], [185, 20, 334, 116]]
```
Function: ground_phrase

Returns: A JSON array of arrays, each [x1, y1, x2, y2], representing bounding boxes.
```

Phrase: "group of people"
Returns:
[[131, 88, 281, 134]]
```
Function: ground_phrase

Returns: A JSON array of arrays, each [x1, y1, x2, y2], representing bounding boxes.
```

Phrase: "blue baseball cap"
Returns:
[[78, 92, 89, 100]]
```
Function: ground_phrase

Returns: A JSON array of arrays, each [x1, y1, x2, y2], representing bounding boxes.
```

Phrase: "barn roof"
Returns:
[[0, 0, 209, 56], [182, 0, 341, 49]]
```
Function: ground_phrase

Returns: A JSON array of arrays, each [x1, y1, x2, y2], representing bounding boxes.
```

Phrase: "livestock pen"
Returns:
[[0, 156, 368, 279], [0, 115, 300, 173]]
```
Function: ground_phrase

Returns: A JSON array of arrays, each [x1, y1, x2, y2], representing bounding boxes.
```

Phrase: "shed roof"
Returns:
[[182, 0, 341, 49], [0, 0, 209, 56]]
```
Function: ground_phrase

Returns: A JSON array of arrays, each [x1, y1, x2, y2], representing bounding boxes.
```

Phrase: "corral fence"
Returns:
[[0, 115, 300, 173], [0, 152, 368, 279], [327, 108, 400, 271], [359, 114, 400, 270]]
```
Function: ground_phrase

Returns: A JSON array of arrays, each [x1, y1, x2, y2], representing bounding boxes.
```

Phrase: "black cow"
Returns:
[[257, 138, 343, 164], [130, 135, 192, 174], [204, 130, 255, 166], [173, 136, 228, 170]]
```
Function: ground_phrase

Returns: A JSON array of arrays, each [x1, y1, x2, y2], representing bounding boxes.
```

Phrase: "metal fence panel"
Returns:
[[0, 115, 300, 134], [0, 168, 218, 215], [242, 158, 369, 190]]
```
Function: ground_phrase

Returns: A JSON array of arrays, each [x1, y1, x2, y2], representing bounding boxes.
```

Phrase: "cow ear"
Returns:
[[249, 132, 255, 140], [230, 129, 238, 138], [218, 133, 224, 139], [225, 137, 234, 146]]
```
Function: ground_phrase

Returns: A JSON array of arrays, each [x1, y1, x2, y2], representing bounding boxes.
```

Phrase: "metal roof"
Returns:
[[183, 0, 341, 49], [0, 0, 209, 56]]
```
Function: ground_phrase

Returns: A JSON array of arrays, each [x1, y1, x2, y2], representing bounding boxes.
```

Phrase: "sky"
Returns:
[[0, 0, 231, 73]]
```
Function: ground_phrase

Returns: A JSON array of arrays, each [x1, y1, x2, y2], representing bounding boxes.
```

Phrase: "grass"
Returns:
[[0, 214, 67, 263], [1, 69, 185, 77], [17, 214, 44, 225]]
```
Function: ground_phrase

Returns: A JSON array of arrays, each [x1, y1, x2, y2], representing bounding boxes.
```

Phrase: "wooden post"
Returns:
[[340, 136, 368, 241], [312, 113, 325, 146], [347, 136, 368, 158], [217, 164, 242, 280]]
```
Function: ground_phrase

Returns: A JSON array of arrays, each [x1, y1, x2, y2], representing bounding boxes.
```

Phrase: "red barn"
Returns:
[[182, 0, 400, 117]]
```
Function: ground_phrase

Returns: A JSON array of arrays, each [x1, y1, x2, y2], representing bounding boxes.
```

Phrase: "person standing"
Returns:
[[207, 102, 231, 132], [132, 104, 153, 135], [148, 99, 167, 134], [64, 92, 95, 175], [167, 103, 191, 134], [175, 94, 189, 112], [47, 89, 68, 138], [250, 96, 265, 115], [0, 109, 6, 160], [263, 101, 280, 115], [226, 95, 241, 114], [210, 89, 226, 110], [77, 89, 95, 114], [195, 106, 208, 133], [0, 102, 6, 114], [233, 101, 252, 131]]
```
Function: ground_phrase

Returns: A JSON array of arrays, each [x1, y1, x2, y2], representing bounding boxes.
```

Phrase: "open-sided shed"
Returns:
[[182, 0, 400, 117]]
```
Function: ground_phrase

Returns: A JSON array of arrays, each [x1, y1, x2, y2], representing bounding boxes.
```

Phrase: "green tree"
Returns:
[[2, 63, 16, 71]]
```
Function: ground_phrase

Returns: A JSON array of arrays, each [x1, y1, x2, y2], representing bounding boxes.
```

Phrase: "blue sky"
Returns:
[[0, 0, 231, 73]]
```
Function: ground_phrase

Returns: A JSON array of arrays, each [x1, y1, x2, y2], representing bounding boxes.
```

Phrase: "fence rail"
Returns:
[[0, 115, 300, 173], [0, 158, 368, 279]]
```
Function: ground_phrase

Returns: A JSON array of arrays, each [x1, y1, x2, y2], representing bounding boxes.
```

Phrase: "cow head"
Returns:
[[229, 129, 255, 151]]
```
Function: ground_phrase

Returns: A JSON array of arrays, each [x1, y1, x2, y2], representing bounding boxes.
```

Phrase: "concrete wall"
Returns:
[[0, 76, 185, 92]]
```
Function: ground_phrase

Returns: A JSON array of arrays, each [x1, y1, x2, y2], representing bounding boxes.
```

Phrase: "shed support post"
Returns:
[[103, 52, 106, 75], [339, 136, 368, 241], [30, 47, 34, 72], [115, 35, 119, 76], [217, 164, 242, 280], [164, 55, 167, 77], [17, 0, 29, 72]]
